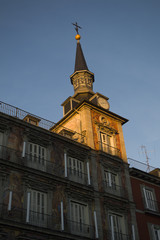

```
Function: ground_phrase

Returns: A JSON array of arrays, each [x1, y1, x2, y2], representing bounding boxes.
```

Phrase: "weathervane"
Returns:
[[72, 22, 82, 34]]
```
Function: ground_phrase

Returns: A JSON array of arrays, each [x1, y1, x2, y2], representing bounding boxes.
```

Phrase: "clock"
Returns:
[[98, 97, 110, 110]]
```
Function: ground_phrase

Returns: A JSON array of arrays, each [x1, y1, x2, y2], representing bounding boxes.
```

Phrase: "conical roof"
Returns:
[[74, 41, 89, 72]]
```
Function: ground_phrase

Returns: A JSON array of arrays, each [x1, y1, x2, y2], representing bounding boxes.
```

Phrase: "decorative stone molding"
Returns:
[[95, 120, 118, 135]]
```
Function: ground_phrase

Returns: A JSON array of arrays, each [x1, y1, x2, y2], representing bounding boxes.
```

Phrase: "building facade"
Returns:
[[129, 159, 160, 240], [0, 31, 138, 239]]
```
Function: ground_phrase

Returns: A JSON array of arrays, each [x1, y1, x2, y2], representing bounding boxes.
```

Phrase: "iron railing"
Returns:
[[0, 204, 95, 238], [106, 230, 130, 240], [67, 167, 90, 185], [103, 181, 126, 197], [0, 203, 59, 230], [143, 198, 160, 213], [0, 145, 93, 186], [128, 158, 156, 173], [98, 141, 121, 158], [0, 145, 64, 177], [0, 101, 86, 145], [65, 219, 95, 238]]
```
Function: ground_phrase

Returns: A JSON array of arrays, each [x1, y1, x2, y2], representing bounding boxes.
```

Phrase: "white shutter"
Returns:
[[132, 225, 135, 240], [110, 215, 115, 240], [26, 192, 31, 223], [87, 162, 91, 185], [8, 191, 12, 211], [61, 201, 64, 231], [64, 151, 67, 177], [94, 211, 99, 238], [108, 172, 112, 187], [22, 141, 26, 158], [143, 187, 149, 209]]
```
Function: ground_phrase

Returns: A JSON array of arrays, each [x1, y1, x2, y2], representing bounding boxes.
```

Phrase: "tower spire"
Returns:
[[70, 23, 95, 100], [72, 22, 88, 71]]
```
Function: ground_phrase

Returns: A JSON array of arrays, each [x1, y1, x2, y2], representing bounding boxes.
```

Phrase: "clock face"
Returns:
[[98, 97, 110, 110]]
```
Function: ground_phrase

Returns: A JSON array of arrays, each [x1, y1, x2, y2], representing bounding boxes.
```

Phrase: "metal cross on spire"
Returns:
[[72, 22, 82, 34]]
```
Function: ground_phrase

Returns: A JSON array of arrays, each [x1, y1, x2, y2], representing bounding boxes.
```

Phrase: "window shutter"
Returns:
[[22, 141, 26, 158], [61, 201, 64, 231], [64, 151, 67, 177], [26, 192, 31, 223], [108, 172, 112, 187], [132, 225, 136, 240], [94, 211, 99, 238], [110, 215, 115, 240], [87, 162, 91, 185], [8, 191, 12, 211], [143, 187, 149, 208]]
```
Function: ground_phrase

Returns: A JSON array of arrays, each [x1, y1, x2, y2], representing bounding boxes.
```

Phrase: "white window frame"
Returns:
[[27, 142, 47, 171], [70, 200, 89, 235], [27, 189, 47, 227], [109, 213, 125, 240], [143, 187, 156, 211], [68, 157, 85, 183], [105, 171, 118, 190], [152, 225, 160, 240], [100, 132, 116, 155]]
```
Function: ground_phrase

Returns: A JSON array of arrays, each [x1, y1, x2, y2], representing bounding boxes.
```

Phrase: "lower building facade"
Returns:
[[0, 107, 137, 240]]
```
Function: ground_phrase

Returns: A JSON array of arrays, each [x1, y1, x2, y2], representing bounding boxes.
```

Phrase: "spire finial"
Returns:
[[72, 22, 82, 41]]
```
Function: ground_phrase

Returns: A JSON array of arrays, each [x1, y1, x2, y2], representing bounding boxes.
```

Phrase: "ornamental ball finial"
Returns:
[[75, 34, 81, 41]]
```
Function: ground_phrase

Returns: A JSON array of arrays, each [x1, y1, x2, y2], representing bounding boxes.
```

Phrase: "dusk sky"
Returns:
[[1, 0, 160, 168]]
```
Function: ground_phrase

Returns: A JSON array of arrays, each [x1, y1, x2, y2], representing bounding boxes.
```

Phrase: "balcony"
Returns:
[[0, 145, 64, 177], [103, 181, 126, 197], [106, 230, 130, 240], [0, 204, 59, 230], [68, 167, 90, 185], [98, 141, 121, 158], [0, 204, 95, 238], [64, 219, 95, 238]]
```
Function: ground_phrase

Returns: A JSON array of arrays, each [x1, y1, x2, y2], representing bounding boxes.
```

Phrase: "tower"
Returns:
[[51, 28, 128, 163]]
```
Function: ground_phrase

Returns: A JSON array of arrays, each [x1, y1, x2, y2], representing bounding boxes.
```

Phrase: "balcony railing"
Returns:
[[98, 141, 121, 158], [143, 198, 160, 213], [0, 204, 60, 230], [0, 145, 92, 186], [68, 167, 89, 185], [0, 204, 95, 238], [103, 181, 126, 197], [106, 230, 130, 240], [0, 145, 64, 177], [128, 158, 155, 173], [0, 100, 86, 145], [65, 219, 94, 238]]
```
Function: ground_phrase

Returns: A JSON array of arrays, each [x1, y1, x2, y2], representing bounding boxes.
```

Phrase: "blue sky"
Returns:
[[1, 0, 160, 168]]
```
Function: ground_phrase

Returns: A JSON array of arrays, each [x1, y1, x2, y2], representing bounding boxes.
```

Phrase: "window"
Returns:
[[105, 171, 117, 190], [28, 190, 47, 227], [68, 157, 85, 184], [153, 225, 160, 240], [143, 187, 156, 211], [70, 201, 89, 236], [100, 132, 111, 153], [100, 132, 117, 156], [27, 143, 46, 171], [109, 213, 125, 240]]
